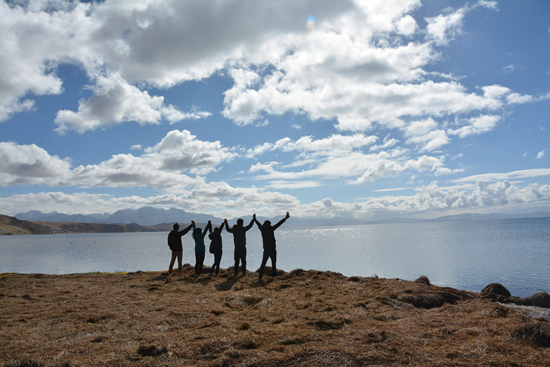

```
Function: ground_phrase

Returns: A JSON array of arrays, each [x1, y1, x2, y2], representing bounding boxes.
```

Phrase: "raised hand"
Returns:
[[286, 212, 290, 219]]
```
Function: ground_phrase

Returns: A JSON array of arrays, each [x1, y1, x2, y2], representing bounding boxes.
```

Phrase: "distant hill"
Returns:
[[15, 210, 107, 223], [429, 212, 550, 222], [0, 215, 165, 236], [105, 206, 221, 225], [9, 207, 550, 234], [16, 206, 222, 226]]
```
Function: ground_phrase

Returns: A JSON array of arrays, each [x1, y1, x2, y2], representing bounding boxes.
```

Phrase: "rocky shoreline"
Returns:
[[1, 268, 549, 366]]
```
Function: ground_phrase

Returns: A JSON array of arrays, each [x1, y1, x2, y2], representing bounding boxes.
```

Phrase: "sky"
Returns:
[[0, 0, 549, 221]]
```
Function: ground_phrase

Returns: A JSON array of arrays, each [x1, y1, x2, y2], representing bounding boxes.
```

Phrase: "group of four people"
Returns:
[[167, 212, 290, 279]]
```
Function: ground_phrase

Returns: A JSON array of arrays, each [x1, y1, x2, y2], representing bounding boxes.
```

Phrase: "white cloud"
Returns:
[[144, 130, 236, 174], [249, 145, 452, 185], [298, 180, 550, 219], [475, 1, 499, 11], [0, 187, 300, 218], [536, 149, 547, 159], [0, 130, 235, 190], [0, 0, 526, 145], [2, 178, 549, 219], [396, 15, 417, 36], [404, 118, 450, 152], [448, 115, 502, 138], [0, 142, 71, 186], [452, 168, 550, 183], [502, 64, 514, 74], [54, 73, 205, 134], [425, 6, 467, 46]]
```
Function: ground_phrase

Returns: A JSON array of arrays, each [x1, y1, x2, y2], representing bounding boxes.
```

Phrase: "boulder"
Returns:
[[480, 283, 518, 303], [481, 283, 511, 298], [520, 292, 550, 309]]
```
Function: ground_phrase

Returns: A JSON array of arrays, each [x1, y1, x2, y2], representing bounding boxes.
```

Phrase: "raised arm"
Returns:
[[273, 212, 290, 231], [181, 223, 193, 236], [201, 221, 212, 238], [244, 217, 254, 231], [252, 213, 261, 229], [224, 219, 233, 233]]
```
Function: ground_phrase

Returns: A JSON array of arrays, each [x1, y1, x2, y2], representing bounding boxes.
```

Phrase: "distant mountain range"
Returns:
[[11, 206, 550, 227], [15, 206, 221, 226]]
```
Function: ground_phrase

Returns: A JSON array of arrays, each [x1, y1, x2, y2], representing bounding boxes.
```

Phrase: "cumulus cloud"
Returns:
[[2, 178, 549, 219], [447, 115, 502, 138], [54, 73, 208, 134], [1, 0, 515, 141], [0, 187, 299, 218], [452, 169, 550, 183], [298, 180, 550, 219], [405, 118, 450, 152], [0, 130, 234, 189], [425, 6, 467, 46], [248, 138, 454, 185], [0, 142, 71, 186], [536, 149, 547, 159]]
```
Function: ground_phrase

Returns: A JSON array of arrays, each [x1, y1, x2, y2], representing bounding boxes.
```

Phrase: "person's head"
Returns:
[[214, 227, 221, 233], [237, 218, 244, 226], [263, 220, 271, 227], [173, 223, 179, 230], [193, 227, 202, 237]]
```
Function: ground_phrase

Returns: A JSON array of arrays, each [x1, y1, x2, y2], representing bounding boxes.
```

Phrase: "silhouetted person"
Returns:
[[192, 220, 212, 275], [208, 221, 225, 276], [225, 217, 254, 276], [253, 212, 290, 279], [167, 222, 193, 274]]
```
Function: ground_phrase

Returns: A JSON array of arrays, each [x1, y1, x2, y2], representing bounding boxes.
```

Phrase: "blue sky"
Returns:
[[0, 0, 549, 220]]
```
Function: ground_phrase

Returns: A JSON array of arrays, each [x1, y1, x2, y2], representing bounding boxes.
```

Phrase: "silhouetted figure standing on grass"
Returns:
[[253, 212, 290, 279], [208, 221, 225, 276], [167, 222, 193, 274], [225, 217, 254, 276], [192, 220, 212, 276]]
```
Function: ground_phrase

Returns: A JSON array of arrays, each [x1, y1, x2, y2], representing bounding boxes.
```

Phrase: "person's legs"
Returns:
[[177, 251, 183, 272], [234, 248, 240, 276], [197, 252, 205, 274], [212, 252, 221, 275], [271, 250, 277, 277], [241, 247, 247, 275], [168, 251, 178, 274], [259, 251, 269, 279]]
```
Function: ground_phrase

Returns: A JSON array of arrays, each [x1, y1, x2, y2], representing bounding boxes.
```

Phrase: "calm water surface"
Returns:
[[1, 218, 548, 298]]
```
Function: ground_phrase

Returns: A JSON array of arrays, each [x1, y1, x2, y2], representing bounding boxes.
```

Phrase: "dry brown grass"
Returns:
[[1, 267, 549, 366]]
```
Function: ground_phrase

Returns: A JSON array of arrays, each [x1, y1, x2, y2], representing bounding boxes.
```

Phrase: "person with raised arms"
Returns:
[[166, 222, 193, 274], [191, 220, 212, 276], [224, 217, 254, 276], [208, 221, 225, 276], [253, 212, 290, 279]]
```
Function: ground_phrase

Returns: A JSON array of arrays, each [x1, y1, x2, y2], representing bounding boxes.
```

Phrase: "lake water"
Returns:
[[1, 218, 548, 298]]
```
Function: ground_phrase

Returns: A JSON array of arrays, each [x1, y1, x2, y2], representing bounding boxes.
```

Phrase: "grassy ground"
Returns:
[[1, 267, 549, 366]]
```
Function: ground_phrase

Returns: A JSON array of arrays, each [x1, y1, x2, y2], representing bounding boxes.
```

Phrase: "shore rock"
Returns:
[[480, 283, 521, 303], [520, 292, 550, 309]]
